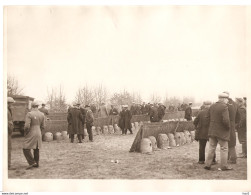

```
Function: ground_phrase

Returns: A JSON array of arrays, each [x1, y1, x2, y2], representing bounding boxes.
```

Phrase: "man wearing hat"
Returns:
[[236, 98, 247, 158], [184, 102, 193, 121], [67, 103, 84, 143], [7, 97, 16, 170], [85, 105, 94, 142], [119, 105, 133, 135], [39, 103, 49, 116], [194, 101, 216, 164], [223, 91, 239, 164], [23, 101, 45, 169], [204, 93, 232, 171]]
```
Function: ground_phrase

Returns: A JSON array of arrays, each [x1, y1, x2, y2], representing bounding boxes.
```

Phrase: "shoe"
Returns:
[[218, 167, 233, 171], [228, 160, 237, 164], [198, 161, 205, 164], [26, 163, 37, 170], [204, 166, 211, 170], [8, 167, 16, 170]]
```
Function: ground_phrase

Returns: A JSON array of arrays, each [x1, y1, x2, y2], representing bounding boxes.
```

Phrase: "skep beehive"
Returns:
[[108, 125, 114, 134], [174, 132, 181, 146], [148, 136, 157, 150], [103, 125, 108, 134], [180, 132, 186, 145], [157, 134, 169, 149], [184, 130, 192, 143], [114, 124, 120, 133], [53, 132, 62, 141], [167, 133, 176, 147], [140, 138, 153, 153], [96, 126, 101, 135], [134, 122, 139, 130], [61, 131, 68, 140], [92, 126, 96, 136], [84, 128, 88, 136], [43, 132, 53, 142]]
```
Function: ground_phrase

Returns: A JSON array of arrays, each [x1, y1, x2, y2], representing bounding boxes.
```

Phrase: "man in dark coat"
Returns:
[[149, 104, 159, 122], [109, 105, 119, 115], [184, 102, 192, 121], [67, 103, 84, 143], [223, 92, 239, 164], [157, 103, 166, 122], [141, 102, 148, 115], [8, 97, 16, 170], [119, 105, 133, 135], [236, 98, 247, 158], [204, 93, 232, 171], [85, 105, 94, 142], [39, 103, 49, 116], [193, 101, 216, 164]]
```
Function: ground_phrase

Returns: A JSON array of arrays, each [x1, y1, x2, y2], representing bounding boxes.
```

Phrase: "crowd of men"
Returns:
[[193, 92, 247, 171], [7, 92, 247, 172]]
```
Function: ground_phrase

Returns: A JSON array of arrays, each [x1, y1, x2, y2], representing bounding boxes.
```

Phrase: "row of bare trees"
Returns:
[[7, 75, 196, 112]]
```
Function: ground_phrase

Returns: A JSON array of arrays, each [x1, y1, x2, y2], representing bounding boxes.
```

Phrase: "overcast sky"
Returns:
[[5, 6, 248, 104]]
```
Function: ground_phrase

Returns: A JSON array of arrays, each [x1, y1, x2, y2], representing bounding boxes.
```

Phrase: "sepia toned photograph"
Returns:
[[2, 4, 251, 192]]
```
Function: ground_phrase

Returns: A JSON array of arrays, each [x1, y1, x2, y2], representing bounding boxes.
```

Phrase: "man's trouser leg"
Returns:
[[23, 149, 36, 165], [86, 124, 93, 141], [228, 146, 237, 162], [218, 138, 229, 169], [205, 137, 217, 167], [70, 134, 74, 143], [8, 135, 12, 168], [33, 143, 39, 166], [199, 139, 207, 162], [242, 141, 247, 156], [77, 134, 82, 143]]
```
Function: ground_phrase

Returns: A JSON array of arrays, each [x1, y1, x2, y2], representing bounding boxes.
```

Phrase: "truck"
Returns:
[[9, 95, 34, 135]]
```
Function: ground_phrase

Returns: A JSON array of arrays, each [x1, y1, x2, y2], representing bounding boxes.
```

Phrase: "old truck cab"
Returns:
[[10, 95, 34, 135]]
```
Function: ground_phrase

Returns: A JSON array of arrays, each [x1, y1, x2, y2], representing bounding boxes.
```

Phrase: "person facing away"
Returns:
[[85, 105, 94, 142], [67, 103, 84, 143], [149, 104, 159, 122], [109, 105, 119, 115], [157, 103, 166, 122], [193, 101, 216, 164], [204, 93, 232, 171], [184, 102, 193, 121], [119, 105, 133, 135], [23, 101, 45, 170]]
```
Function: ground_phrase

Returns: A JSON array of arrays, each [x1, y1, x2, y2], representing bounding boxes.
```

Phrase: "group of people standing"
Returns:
[[193, 92, 247, 171]]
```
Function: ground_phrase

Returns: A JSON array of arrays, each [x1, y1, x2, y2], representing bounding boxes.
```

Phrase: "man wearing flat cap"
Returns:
[[236, 98, 247, 158], [204, 93, 232, 171], [184, 102, 193, 121], [85, 105, 94, 142], [67, 103, 84, 143], [23, 101, 45, 169], [194, 101, 216, 164]]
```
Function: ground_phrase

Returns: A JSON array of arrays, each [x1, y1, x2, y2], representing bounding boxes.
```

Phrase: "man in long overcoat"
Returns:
[[99, 103, 108, 118], [223, 92, 240, 164], [119, 105, 133, 135], [184, 102, 192, 121], [8, 97, 16, 170], [149, 104, 159, 122], [67, 103, 84, 143], [236, 98, 247, 158], [85, 105, 94, 142], [23, 101, 45, 169], [193, 101, 216, 164], [157, 103, 166, 122], [204, 93, 232, 171]]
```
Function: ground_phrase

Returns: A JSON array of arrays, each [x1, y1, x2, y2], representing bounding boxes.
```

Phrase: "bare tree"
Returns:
[[150, 93, 162, 103], [131, 91, 142, 104], [46, 85, 67, 112], [74, 84, 94, 106], [7, 74, 24, 96], [93, 84, 108, 107]]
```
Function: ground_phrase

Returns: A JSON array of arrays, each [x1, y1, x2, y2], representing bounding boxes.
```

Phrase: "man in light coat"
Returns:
[[23, 101, 45, 169], [204, 93, 232, 171]]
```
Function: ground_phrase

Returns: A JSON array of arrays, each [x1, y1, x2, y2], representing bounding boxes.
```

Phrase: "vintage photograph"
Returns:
[[3, 5, 250, 191]]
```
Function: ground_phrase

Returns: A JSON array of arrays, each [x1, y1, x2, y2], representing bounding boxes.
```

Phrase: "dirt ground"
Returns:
[[8, 129, 247, 180]]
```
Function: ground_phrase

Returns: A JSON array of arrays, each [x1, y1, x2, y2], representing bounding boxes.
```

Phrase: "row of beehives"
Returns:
[[140, 130, 196, 153], [42, 121, 142, 142]]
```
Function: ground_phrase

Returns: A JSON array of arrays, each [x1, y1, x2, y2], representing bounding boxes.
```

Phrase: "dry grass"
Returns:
[[9, 130, 247, 180]]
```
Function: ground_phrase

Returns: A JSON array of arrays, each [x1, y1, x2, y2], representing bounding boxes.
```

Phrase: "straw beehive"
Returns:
[[180, 132, 186, 145], [43, 132, 53, 142], [61, 131, 68, 140], [174, 132, 181, 146], [184, 130, 192, 143], [108, 125, 114, 134], [157, 134, 169, 149], [53, 132, 62, 141], [190, 131, 195, 142], [148, 136, 157, 150], [96, 126, 101, 135], [167, 133, 176, 147], [140, 138, 153, 153], [103, 125, 108, 134]]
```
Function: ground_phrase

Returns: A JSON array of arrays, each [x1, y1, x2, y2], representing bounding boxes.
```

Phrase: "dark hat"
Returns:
[[243, 97, 247, 100]]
